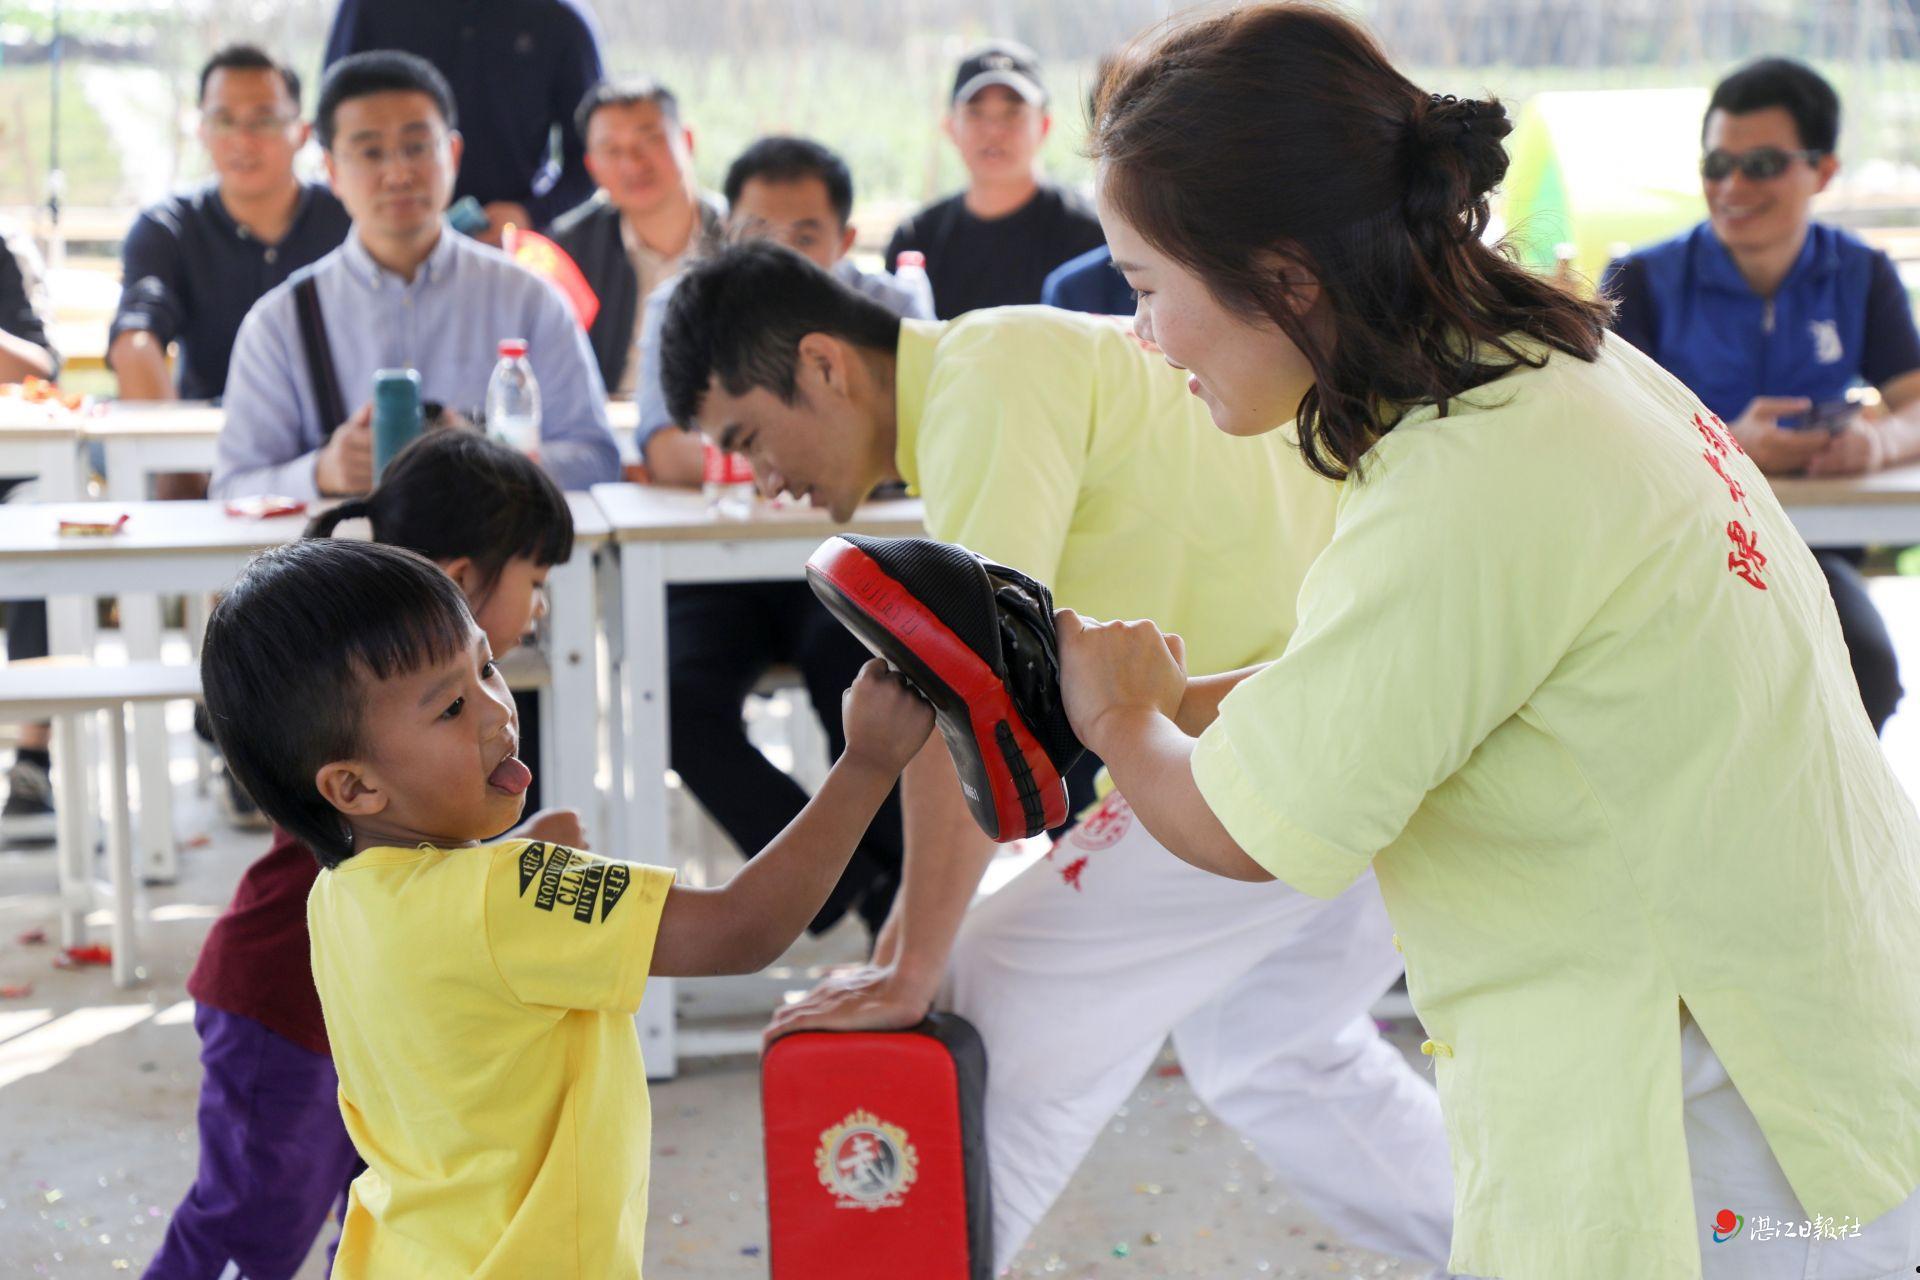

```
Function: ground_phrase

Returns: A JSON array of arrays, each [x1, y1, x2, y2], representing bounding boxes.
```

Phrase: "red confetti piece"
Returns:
[[54, 944, 113, 969]]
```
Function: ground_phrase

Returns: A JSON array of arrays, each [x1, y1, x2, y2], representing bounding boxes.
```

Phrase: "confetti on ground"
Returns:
[[1153, 1064, 1184, 1078], [739, 1244, 762, 1257], [1, 983, 33, 998], [54, 944, 113, 969], [1112, 1241, 1130, 1257], [180, 833, 212, 850], [17, 928, 47, 945]]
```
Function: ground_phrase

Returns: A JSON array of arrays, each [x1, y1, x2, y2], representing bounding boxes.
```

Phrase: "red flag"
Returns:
[[503, 225, 600, 331]]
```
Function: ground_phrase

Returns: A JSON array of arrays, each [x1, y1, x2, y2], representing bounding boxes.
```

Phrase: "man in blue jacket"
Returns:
[[1606, 57, 1920, 733]]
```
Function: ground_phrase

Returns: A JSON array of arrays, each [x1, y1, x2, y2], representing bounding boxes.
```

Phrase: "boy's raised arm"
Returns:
[[649, 661, 932, 977]]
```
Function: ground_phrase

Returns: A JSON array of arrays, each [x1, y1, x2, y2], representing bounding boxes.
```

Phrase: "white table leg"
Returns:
[[30, 437, 84, 503], [102, 706, 139, 988], [620, 542, 676, 1079], [33, 438, 101, 906], [104, 444, 176, 883], [51, 713, 89, 948], [184, 594, 213, 796], [541, 547, 598, 837], [46, 594, 99, 924], [596, 544, 628, 860]]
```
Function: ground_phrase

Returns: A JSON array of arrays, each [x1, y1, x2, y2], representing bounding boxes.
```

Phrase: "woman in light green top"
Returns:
[[1058, 5, 1920, 1279]]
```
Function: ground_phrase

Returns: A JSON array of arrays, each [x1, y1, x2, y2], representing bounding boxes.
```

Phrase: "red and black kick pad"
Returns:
[[763, 1014, 991, 1279], [805, 533, 1084, 841]]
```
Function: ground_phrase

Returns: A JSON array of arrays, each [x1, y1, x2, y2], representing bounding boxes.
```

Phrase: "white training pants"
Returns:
[[1685, 1009, 1920, 1280], [940, 791, 1456, 1273]]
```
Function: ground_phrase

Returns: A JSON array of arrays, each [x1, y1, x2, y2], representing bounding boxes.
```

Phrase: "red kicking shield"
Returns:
[[763, 1014, 991, 1278], [805, 534, 1083, 841]]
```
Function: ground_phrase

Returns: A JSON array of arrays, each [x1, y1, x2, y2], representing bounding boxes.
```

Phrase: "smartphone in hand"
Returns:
[[1785, 399, 1857, 435]]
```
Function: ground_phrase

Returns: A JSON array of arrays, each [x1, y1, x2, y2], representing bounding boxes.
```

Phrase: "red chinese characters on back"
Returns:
[[1693, 412, 1768, 591], [1726, 520, 1769, 591]]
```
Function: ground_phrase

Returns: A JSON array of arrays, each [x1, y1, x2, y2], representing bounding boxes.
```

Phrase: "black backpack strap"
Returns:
[[292, 275, 347, 434]]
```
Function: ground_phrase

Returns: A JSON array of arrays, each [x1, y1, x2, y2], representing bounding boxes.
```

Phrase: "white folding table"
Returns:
[[1772, 460, 1920, 545], [590, 482, 924, 1078], [0, 494, 611, 884]]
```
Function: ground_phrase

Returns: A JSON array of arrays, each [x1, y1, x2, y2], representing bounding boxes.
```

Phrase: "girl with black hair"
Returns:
[[147, 430, 582, 1280], [1056, 5, 1920, 1278]]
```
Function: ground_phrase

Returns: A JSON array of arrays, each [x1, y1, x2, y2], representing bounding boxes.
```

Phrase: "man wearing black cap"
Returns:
[[884, 40, 1106, 319]]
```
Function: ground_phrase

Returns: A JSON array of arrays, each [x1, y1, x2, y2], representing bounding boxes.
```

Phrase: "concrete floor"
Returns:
[[0, 784, 1437, 1280], [7, 577, 1920, 1279]]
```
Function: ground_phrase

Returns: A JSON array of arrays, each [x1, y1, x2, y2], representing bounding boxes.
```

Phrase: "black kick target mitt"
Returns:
[[805, 534, 1083, 841]]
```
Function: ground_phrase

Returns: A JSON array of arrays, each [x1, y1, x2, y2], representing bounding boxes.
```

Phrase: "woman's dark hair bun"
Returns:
[[1404, 93, 1513, 234]]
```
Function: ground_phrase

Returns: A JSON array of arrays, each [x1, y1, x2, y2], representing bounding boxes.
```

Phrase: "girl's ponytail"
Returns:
[[303, 497, 375, 540]]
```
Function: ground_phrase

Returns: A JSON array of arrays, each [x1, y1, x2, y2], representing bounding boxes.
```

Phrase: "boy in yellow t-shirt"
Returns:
[[198, 538, 931, 1279]]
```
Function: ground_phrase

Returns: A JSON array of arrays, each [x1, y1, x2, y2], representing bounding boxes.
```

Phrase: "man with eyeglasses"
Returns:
[[1606, 57, 1920, 735], [213, 50, 617, 503], [109, 45, 350, 473], [884, 41, 1105, 319]]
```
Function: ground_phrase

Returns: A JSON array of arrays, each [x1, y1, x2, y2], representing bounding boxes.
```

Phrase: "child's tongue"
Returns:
[[487, 755, 532, 796]]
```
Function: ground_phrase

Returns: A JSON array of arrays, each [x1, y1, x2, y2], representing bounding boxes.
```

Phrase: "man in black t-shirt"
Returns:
[[884, 40, 1105, 319]]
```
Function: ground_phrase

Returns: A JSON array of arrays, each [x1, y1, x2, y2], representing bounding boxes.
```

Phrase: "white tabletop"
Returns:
[[564, 489, 612, 543], [0, 418, 83, 443], [0, 499, 305, 563], [72, 399, 639, 440], [0, 493, 609, 564], [590, 481, 924, 543], [1771, 461, 1920, 507], [1771, 461, 1920, 545], [82, 402, 225, 440], [0, 658, 202, 717]]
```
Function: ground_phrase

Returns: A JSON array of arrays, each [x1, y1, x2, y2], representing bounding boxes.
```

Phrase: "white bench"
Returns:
[[0, 658, 202, 988]]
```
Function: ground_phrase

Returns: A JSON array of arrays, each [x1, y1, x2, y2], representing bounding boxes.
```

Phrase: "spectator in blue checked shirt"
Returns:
[[214, 52, 617, 503]]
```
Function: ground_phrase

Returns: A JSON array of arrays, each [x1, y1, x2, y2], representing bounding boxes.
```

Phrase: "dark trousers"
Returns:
[[143, 1005, 361, 1280], [4, 598, 47, 663], [668, 582, 903, 933], [2, 477, 48, 670], [1816, 550, 1904, 735]]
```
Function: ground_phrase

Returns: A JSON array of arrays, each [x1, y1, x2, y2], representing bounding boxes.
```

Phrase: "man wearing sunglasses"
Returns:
[[1606, 57, 1920, 734]]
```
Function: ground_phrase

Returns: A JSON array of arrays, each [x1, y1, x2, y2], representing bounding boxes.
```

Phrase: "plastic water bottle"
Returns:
[[701, 439, 756, 519], [893, 250, 935, 318], [370, 367, 423, 481], [486, 339, 541, 456]]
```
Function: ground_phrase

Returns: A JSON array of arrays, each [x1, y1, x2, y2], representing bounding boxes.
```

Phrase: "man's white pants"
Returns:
[[940, 792, 1455, 1273], [1685, 1010, 1920, 1280]]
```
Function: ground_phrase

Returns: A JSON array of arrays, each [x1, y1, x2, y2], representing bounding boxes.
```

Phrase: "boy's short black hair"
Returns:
[[315, 50, 457, 151], [201, 540, 476, 868], [723, 136, 855, 228], [1705, 57, 1840, 154], [660, 240, 902, 427], [574, 78, 680, 142], [199, 44, 301, 109]]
